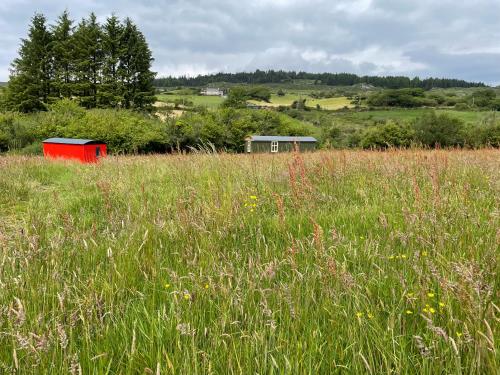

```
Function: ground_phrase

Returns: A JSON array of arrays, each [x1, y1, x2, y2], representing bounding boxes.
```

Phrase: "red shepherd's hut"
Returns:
[[43, 138, 107, 163]]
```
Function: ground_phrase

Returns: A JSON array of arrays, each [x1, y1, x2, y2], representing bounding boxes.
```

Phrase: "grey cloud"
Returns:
[[0, 0, 499, 84]]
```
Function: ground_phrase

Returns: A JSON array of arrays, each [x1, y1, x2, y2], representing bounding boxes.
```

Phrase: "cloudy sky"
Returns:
[[1, 0, 499, 84]]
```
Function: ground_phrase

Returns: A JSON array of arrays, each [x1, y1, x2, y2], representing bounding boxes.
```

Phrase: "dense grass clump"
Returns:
[[0, 150, 498, 373]]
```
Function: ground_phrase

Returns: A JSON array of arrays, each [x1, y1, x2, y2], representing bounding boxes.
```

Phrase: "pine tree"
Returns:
[[72, 13, 103, 108], [6, 13, 52, 112], [50, 10, 74, 99], [100, 15, 124, 108], [118, 18, 156, 111]]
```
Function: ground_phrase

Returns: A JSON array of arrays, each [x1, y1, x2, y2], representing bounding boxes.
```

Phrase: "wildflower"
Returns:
[[423, 308, 429, 313], [401, 254, 407, 259], [356, 312, 363, 318], [405, 310, 413, 315], [250, 209, 254, 213], [250, 195, 257, 200], [427, 292, 435, 298], [456, 332, 463, 338], [429, 307, 436, 314], [422, 251, 428, 257], [438, 302, 445, 307], [388, 256, 395, 260], [204, 284, 209, 289], [367, 313, 374, 319], [184, 293, 191, 300], [165, 283, 170, 289]]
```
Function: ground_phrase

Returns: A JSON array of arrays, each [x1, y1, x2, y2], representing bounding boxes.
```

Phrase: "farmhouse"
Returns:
[[245, 136, 317, 153], [43, 138, 107, 163], [200, 87, 225, 96]]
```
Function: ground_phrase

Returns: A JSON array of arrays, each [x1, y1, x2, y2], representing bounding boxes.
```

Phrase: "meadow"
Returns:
[[249, 94, 353, 110], [0, 149, 498, 374]]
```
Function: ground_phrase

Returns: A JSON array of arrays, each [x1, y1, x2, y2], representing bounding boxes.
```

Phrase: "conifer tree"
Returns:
[[50, 10, 74, 99], [7, 11, 156, 112], [6, 14, 52, 112], [100, 14, 124, 107], [72, 13, 103, 108], [118, 18, 156, 111]]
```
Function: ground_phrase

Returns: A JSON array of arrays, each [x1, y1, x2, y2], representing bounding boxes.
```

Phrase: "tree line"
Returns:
[[4, 11, 156, 112], [154, 70, 485, 90]]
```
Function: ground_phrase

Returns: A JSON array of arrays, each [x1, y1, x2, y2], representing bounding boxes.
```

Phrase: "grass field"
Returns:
[[156, 94, 225, 109], [345, 109, 492, 124], [249, 94, 354, 110], [0, 150, 499, 373]]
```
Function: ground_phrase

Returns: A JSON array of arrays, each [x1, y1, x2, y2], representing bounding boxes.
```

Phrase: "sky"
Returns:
[[1, 0, 499, 84]]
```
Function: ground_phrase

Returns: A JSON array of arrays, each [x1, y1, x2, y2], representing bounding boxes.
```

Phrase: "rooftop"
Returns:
[[43, 138, 103, 145], [247, 136, 317, 142]]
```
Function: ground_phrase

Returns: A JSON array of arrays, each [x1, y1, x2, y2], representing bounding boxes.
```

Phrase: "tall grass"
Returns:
[[0, 150, 498, 374]]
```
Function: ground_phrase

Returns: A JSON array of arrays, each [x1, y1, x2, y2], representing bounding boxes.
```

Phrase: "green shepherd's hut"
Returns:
[[245, 136, 317, 153]]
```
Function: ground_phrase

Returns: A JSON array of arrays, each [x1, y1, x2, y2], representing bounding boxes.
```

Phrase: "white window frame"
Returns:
[[271, 141, 279, 153]]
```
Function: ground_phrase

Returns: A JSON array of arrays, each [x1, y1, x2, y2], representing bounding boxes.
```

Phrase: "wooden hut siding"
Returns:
[[42, 138, 107, 163], [245, 136, 317, 153]]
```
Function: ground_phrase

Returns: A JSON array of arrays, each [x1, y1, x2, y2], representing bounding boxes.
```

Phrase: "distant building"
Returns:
[[245, 136, 317, 153], [201, 87, 225, 96]]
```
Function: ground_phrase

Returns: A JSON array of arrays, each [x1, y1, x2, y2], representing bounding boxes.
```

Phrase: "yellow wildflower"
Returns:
[[429, 307, 436, 314], [456, 332, 463, 338], [427, 292, 435, 298], [401, 254, 407, 259], [388, 256, 395, 260], [250, 209, 254, 213], [367, 313, 374, 319], [405, 310, 413, 315], [423, 308, 429, 313], [184, 293, 191, 300], [356, 312, 363, 318], [165, 283, 171, 289], [439, 302, 445, 307], [204, 284, 209, 289], [249, 195, 257, 200], [422, 251, 428, 257]]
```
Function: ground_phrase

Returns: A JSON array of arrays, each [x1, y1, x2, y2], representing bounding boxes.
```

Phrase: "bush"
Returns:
[[412, 112, 465, 147], [360, 121, 414, 149]]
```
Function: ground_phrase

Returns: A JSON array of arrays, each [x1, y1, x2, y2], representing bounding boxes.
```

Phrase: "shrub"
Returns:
[[360, 121, 414, 149], [412, 112, 466, 147]]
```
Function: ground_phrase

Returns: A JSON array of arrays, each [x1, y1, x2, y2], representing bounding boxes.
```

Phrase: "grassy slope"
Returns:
[[249, 94, 354, 110], [0, 150, 498, 374], [156, 94, 225, 109]]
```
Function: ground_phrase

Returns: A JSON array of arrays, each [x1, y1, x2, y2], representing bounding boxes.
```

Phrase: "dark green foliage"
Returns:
[[468, 88, 497, 108], [50, 11, 74, 99], [276, 89, 285, 96], [413, 112, 465, 147], [360, 121, 414, 149], [5, 14, 52, 112], [0, 100, 169, 153], [291, 98, 307, 110], [118, 19, 156, 111], [100, 15, 124, 108], [367, 88, 433, 108], [154, 70, 485, 89], [6, 11, 155, 112], [222, 86, 271, 108], [72, 13, 103, 109], [172, 108, 315, 151]]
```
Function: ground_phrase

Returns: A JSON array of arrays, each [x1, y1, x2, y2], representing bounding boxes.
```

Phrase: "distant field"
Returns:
[[344, 109, 492, 124], [0, 150, 498, 373], [156, 94, 224, 108], [250, 94, 354, 110]]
